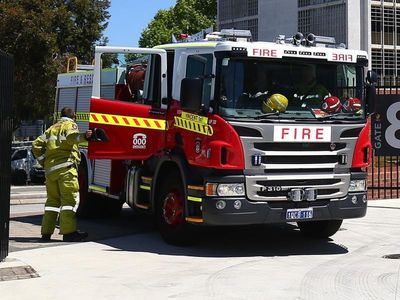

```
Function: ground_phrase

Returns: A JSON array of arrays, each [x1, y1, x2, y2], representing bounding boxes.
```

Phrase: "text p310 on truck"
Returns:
[[54, 30, 376, 244]]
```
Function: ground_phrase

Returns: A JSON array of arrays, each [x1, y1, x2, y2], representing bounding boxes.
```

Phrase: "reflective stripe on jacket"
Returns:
[[32, 117, 84, 174]]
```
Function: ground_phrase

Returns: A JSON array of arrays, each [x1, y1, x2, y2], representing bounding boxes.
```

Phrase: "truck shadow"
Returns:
[[98, 221, 349, 258], [9, 208, 348, 257]]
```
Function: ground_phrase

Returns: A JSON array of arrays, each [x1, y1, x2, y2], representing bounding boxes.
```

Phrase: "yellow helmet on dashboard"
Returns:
[[262, 93, 288, 113]]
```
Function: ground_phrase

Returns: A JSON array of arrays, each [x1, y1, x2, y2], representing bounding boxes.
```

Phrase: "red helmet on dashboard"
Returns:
[[321, 96, 342, 114], [342, 97, 361, 113]]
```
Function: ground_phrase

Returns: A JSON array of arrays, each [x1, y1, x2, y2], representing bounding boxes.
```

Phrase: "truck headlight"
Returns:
[[205, 183, 245, 197], [349, 179, 366, 192]]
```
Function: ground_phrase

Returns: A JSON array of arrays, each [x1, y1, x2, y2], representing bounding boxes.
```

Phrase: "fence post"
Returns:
[[0, 50, 14, 262]]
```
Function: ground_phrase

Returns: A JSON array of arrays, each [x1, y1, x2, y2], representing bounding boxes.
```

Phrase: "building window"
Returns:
[[298, 0, 339, 7], [396, 50, 400, 76], [248, 18, 258, 40], [384, 7, 395, 45], [384, 49, 395, 76], [396, 7, 400, 45], [372, 7, 382, 44], [219, 0, 258, 21], [298, 10, 311, 34], [298, 3, 346, 44], [248, 0, 258, 16], [372, 49, 383, 76]]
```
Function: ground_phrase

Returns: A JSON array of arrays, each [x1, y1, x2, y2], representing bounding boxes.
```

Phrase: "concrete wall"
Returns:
[[347, 0, 370, 52], [258, 0, 298, 42]]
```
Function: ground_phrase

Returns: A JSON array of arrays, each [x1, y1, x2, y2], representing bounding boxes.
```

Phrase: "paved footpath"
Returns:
[[0, 199, 399, 300], [10, 185, 46, 205]]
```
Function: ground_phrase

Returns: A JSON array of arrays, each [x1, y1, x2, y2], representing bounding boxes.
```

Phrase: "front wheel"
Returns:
[[297, 220, 343, 239], [156, 174, 194, 245]]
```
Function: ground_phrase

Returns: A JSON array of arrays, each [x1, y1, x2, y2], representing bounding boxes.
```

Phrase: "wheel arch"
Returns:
[[150, 154, 190, 214]]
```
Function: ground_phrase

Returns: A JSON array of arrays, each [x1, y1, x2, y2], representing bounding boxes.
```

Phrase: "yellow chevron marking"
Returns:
[[90, 112, 166, 130], [174, 116, 214, 136]]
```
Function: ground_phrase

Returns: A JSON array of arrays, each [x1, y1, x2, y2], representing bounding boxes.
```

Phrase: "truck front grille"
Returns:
[[245, 174, 349, 201], [232, 121, 362, 202], [254, 142, 346, 152]]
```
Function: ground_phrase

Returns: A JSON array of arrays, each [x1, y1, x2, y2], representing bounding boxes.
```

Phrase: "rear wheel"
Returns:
[[297, 220, 343, 238], [157, 174, 193, 245], [76, 161, 123, 217]]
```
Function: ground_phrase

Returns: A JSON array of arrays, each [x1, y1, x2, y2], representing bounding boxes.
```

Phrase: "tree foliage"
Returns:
[[139, 0, 217, 48], [0, 0, 110, 122]]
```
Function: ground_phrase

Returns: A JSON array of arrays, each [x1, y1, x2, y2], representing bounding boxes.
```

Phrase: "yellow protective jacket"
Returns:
[[32, 117, 85, 175]]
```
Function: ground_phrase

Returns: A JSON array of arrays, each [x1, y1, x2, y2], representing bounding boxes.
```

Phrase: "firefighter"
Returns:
[[32, 107, 92, 242], [294, 65, 331, 106]]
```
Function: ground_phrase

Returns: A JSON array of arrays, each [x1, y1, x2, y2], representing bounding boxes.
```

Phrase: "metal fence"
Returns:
[[368, 78, 400, 200], [368, 156, 399, 199], [0, 51, 13, 262]]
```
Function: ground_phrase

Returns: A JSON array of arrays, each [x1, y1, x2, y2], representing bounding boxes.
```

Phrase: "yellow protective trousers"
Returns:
[[41, 167, 79, 235]]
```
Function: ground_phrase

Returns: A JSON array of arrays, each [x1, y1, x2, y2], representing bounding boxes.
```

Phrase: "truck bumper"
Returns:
[[201, 192, 367, 226]]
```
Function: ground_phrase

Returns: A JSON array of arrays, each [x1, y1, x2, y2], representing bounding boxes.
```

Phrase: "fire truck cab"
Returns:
[[55, 30, 375, 244]]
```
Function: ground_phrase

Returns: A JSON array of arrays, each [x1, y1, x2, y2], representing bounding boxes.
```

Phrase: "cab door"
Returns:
[[88, 47, 168, 160]]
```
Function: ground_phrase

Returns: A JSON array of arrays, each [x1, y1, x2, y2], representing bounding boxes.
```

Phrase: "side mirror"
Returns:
[[365, 70, 377, 115], [91, 128, 109, 142], [180, 78, 203, 112], [366, 70, 378, 85]]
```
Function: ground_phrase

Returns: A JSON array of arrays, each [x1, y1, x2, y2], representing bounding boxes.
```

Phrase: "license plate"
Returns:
[[286, 207, 313, 220]]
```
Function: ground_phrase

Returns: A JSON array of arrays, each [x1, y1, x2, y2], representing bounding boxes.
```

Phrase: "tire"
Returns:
[[156, 173, 194, 246], [297, 220, 343, 239]]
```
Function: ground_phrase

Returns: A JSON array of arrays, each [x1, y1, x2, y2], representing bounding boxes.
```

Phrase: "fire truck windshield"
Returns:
[[216, 57, 365, 121]]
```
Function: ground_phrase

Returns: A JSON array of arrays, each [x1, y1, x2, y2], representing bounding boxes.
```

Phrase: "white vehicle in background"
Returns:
[[11, 146, 44, 185]]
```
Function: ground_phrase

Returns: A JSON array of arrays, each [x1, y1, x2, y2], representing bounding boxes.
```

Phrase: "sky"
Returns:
[[104, 0, 177, 47]]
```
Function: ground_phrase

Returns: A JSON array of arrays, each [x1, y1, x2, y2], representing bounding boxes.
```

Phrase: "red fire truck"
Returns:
[[54, 30, 376, 244]]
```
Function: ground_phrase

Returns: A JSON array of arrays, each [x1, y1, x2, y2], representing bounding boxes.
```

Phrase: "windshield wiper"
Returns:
[[317, 111, 362, 120], [224, 115, 253, 119], [254, 111, 281, 120]]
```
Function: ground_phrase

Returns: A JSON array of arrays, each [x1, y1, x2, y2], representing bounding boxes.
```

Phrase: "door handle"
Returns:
[[90, 128, 109, 142]]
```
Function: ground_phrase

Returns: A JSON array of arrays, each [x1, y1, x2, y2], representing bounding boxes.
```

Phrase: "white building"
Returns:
[[218, 0, 400, 77]]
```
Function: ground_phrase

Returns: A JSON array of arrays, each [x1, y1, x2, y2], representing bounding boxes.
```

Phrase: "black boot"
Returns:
[[41, 234, 51, 242], [63, 231, 88, 242]]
